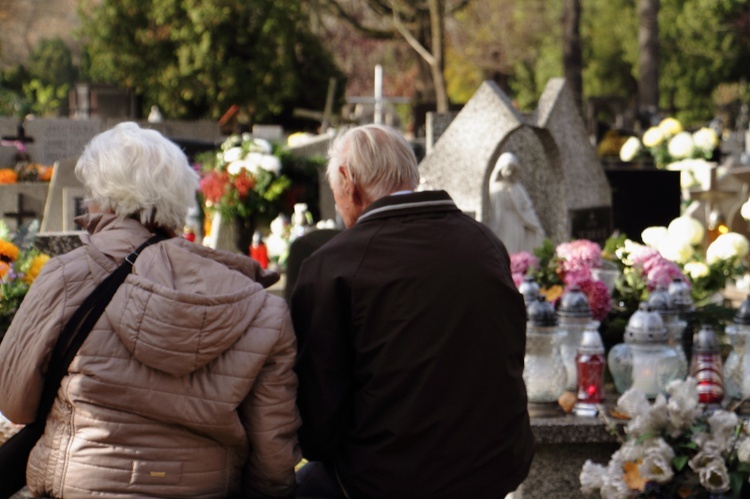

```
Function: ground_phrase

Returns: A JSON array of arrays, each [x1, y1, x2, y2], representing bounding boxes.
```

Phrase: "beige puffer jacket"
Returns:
[[0, 214, 301, 498]]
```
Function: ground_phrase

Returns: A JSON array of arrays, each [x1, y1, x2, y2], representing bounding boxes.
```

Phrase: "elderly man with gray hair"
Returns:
[[291, 124, 534, 498]]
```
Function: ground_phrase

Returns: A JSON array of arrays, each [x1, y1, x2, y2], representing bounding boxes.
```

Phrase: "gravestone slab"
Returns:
[[24, 119, 102, 166], [288, 134, 336, 223], [425, 111, 459, 155], [0, 183, 49, 231], [419, 79, 612, 245], [41, 157, 86, 233], [105, 119, 223, 143]]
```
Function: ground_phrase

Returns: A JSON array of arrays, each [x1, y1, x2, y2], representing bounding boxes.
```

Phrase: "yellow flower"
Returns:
[[540, 284, 563, 303], [642, 127, 665, 148], [22, 254, 50, 285], [658, 117, 683, 137], [684, 261, 710, 280], [0, 240, 20, 262]]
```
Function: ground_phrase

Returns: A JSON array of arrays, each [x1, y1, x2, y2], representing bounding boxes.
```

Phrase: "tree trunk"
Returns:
[[428, 0, 449, 113], [563, 0, 583, 114], [638, 0, 660, 117]]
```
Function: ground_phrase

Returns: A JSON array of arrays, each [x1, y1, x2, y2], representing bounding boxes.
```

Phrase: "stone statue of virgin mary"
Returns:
[[487, 152, 545, 254]]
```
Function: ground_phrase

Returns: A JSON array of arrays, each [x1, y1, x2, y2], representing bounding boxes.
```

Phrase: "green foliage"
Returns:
[[79, 0, 345, 124]]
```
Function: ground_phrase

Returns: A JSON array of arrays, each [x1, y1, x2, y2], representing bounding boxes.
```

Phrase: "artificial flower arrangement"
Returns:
[[0, 221, 50, 341], [580, 377, 750, 498], [196, 134, 293, 222], [0, 140, 54, 183], [510, 238, 612, 322]]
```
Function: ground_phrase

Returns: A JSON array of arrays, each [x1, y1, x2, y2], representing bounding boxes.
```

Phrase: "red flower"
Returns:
[[232, 171, 256, 198], [199, 171, 229, 204]]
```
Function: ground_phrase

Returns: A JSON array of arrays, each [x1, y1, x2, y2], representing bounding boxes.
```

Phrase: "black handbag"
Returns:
[[0, 233, 165, 499]]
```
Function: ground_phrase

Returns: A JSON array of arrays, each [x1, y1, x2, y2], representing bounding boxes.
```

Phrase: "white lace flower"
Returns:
[[737, 437, 750, 464], [667, 216, 704, 246], [620, 136, 643, 162], [579, 460, 607, 495], [626, 394, 669, 438], [689, 450, 723, 472], [642, 437, 675, 462], [641, 226, 668, 248], [638, 451, 674, 484], [699, 459, 731, 493], [600, 469, 632, 499], [668, 132, 695, 160], [708, 410, 740, 445], [707, 232, 750, 264], [666, 377, 699, 436], [616, 388, 650, 418]]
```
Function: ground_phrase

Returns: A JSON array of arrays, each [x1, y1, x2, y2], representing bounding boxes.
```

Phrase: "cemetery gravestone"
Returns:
[[41, 157, 87, 233], [24, 119, 102, 166], [419, 78, 612, 246]]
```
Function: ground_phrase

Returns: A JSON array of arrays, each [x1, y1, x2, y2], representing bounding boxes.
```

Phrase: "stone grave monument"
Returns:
[[40, 156, 87, 233], [419, 78, 613, 246]]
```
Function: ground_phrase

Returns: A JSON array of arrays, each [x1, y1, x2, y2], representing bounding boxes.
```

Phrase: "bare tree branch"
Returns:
[[327, 0, 397, 39], [391, 5, 434, 65]]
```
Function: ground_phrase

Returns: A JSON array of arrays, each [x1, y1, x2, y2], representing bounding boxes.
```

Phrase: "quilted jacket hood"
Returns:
[[79, 213, 275, 376]]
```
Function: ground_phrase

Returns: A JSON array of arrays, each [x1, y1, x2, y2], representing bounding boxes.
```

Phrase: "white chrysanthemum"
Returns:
[[657, 236, 695, 264], [707, 232, 750, 264], [684, 261, 710, 280], [638, 452, 674, 484], [643, 126, 665, 148], [260, 154, 282, 175], [668, 216, 704, 245], [579, 460, 607, 495], [615, 239, 650, 266], [641, 226, 668, 248], [699, 459, 731, 493], [223, 146, 243, 163], [693, 127, 719, 153], [741, 198, 750, 221], [620, 136, 643, 162], [221, 135, 241, 150], [737, 437, 750, 464], [668, 132, 695, 160], [659, 117, 683, 137], [249, 138, 272, 154], [226, 160, 255, 176]]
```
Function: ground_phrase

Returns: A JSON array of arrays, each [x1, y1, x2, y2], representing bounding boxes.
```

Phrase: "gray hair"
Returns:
[[327, 124, 419, 201], [75, 122, 199, 231]]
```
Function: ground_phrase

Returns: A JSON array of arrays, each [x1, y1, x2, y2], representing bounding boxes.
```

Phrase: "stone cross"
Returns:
[[4, 193, 37, 228]]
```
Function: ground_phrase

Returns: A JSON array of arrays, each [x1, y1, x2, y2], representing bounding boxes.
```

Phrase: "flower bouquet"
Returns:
[[580, 377, 750, 498], [0, 221, 50, 342], [196, 134, 292, 222], [511, 239, 612, 322]]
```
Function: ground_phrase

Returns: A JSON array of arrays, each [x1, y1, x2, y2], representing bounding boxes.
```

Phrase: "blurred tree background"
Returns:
[[0, 0, 749, 131]]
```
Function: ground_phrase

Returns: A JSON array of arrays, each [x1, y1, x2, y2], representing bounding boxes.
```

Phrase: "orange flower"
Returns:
[[37, 165, 54, 182], [0, 261, 9, 279], [539, 284, 563, 303], [0, 169, 18, 184], [0, 241, 20, 262]]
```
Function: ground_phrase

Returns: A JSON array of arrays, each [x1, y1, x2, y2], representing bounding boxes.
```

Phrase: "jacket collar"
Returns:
[[356, 190, 459, 224]]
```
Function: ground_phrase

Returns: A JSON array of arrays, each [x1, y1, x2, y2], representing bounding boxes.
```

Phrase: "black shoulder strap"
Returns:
[[35, 233, 167, 420]]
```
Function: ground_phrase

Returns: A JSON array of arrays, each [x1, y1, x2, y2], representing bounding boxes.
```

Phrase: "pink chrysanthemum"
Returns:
[[510, 251, 539, 276], [556, 240, 603, 273]]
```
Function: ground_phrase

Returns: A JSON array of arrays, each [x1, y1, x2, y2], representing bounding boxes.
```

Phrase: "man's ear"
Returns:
[[339, 165, 365, 208]]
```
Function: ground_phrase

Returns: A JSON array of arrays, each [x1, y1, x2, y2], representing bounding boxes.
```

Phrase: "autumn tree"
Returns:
[[79, 0, 345, 125], [316, 0, 471, 113]]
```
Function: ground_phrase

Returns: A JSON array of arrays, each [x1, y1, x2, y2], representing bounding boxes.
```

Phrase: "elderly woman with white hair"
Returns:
[[0, 122, 301, 498]]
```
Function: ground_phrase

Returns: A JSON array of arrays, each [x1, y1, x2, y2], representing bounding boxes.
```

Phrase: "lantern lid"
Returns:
[[557, 285, 592, 318], [648, 285, 677, 318], [578, 328, 604, 354], [518, 276, 540, 305], [527, 295, 557, 327], [693, 326, 719, 353], [668, 277, 693, 310], [625, 302, 667, 343], [734, 295, 750, 325]]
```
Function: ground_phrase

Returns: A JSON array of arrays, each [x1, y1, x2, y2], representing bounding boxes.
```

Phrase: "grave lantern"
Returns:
[[647, 285, 688, 379], [557, 285, 599, 392], [724, 296, 750, 411], [524, 296, 567, 417], [608, 303, 685, 398]]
